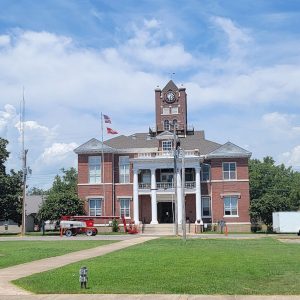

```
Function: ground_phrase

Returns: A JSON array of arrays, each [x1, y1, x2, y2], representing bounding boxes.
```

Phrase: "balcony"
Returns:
[[136, 150, 200, 159], [138, 181, 196, 192]]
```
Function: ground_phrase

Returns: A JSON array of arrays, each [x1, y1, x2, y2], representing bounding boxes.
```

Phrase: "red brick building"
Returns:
[[75, 80, 252, 231]]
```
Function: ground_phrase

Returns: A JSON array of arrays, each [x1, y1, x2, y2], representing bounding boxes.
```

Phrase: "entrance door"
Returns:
[[157, 202, 174, 223]]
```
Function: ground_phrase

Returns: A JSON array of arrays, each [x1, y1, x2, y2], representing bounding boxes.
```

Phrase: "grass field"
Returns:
[[0, 240, 116, 269], [14, 237, 300, 295]]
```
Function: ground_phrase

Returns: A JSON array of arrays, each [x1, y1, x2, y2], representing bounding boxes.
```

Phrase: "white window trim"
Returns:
[[88, 197, 103, 216], [119, 197, 131, 219], [88, 156, 101, 184], [119, 156, 130, 183], [222, 162, 237, 181], [223, 195, 239, 217], [162, 140, 172, 152]]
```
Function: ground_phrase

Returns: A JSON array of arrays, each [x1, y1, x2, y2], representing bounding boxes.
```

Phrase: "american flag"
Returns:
[[103, 114, 111, 124]]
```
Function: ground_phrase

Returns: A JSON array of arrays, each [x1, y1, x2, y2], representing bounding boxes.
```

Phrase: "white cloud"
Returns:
[[40, 142, 78, 165], [0, 35, 10, 47], [262, 112, 300, 139], [122, 19, 193, 68], [0, 104, 17, 133], [280, 145, 300, 168]]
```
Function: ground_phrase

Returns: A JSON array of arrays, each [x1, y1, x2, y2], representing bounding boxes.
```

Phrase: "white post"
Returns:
[[150, 168, 158, 224], [195, 166, 202, 221], [177, 168, 182, 224], [133, 168, 139, 224]]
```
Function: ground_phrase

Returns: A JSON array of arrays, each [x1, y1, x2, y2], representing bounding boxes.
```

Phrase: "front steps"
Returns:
[[140, 223, 196, 235]]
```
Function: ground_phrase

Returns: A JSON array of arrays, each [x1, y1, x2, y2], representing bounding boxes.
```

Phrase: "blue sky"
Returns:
[[0, 0, 300, 188]]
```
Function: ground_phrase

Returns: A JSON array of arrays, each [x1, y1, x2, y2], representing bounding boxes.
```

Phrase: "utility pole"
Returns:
[[181, 149, 186, 241], [21, 149, 28, 236], [172, 125, 178, 236], [20, 88, 27, 236]]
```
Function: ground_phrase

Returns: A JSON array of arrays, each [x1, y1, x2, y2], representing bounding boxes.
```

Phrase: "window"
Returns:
[[162, 140, 172, 151], [202, 196, 211, 217], [201, 164, 210, 181], [185, 168, 194, 181], [171, 106, 178, 114], [119, 156, 130, 183], [89, 198, 102, 216], [162, 107, 170, 115], [88, 156, 101, 183], [120, 198, 130, 218], [224, 195, 238, 216], [163, 119, 170, 130], [223, 162, 236, 180], [141, 170, 151, 183], [172, 119, 178, 129]]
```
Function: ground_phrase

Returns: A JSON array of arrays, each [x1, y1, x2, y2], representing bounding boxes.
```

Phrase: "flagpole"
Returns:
[[101, 112, 106, 216]]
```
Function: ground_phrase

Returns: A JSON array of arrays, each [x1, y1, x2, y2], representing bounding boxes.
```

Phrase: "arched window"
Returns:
[[164, 119, 170, 131], [173, 119, 178, 129]]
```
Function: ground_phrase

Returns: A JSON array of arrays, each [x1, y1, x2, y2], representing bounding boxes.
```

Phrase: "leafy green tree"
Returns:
[[0, 138, 23, 223], [27, 187, 48, 196], [37, 168, 84, 221], [249, 157, 300, 229]]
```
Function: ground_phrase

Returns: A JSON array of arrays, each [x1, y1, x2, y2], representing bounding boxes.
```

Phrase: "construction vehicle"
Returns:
[[60, 215, 120, 237]]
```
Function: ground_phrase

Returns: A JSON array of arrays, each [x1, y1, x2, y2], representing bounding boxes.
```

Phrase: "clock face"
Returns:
[[166, 91, 175, 103]]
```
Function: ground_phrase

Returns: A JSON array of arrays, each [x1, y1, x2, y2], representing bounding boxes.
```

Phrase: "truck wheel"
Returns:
[[65, 229, 73, 237], [86, 229, 93, 236]]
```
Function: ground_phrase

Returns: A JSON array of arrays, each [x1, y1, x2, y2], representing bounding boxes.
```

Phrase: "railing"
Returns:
[[157, 182, 174, 190], [136, 150, 199, 158], [138, 183, 151, 189], [185, 181, 196, 189], [138, 181, 196, 190]]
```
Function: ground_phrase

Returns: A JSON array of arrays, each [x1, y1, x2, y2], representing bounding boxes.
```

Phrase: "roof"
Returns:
[[75, 131, 221, 155], [74, 138, 116, 154], [162, 80, 178, 92], [206, 141, 252, 159], [26, 195, 45, 215]]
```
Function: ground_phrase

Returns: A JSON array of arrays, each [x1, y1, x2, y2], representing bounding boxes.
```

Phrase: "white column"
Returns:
[[195, 166, 202, 221], [150, 168, 158, 224], [133, 168, 139, 224], [177, 168, 182, 224]]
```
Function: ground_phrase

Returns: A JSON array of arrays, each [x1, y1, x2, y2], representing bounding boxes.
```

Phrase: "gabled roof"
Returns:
[[105, 133, 158, 149], [206, 141, 252, 159], [156, 131, 174, 140], [162, 80, 178, 92], [74, 138, 116, 154], [26, 195, 45, 215]]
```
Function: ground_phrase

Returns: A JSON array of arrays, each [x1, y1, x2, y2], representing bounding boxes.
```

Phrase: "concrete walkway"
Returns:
[[0, 236, 157, 296]]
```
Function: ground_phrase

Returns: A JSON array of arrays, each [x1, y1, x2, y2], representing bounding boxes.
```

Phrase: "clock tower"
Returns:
[[150, 80, 193, 137]]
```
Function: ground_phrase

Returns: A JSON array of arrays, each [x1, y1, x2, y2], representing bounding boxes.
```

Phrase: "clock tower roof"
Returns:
[[162, 80, 178, 92]]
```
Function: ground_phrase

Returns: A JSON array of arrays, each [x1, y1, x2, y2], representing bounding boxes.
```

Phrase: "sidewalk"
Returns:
[[0, 236, 157, 296]]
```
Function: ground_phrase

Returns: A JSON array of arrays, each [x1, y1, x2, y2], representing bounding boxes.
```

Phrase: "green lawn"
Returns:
[[14, 238, 300, 295], [0, 240, 116, 269]]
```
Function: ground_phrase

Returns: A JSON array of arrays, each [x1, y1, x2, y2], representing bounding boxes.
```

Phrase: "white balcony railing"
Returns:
[[136, 149, 199, 159], [157, 182, 174, 190], [138, 181, 196, 190], [139, 183, 151, 189]]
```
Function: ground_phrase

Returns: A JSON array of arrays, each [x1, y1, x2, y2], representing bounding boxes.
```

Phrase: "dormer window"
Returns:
[[162, 140, 172, 152]]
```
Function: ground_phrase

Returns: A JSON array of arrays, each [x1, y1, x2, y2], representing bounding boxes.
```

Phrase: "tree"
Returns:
[[27, 187, 48, 196], [0, 138, 23, 223], [249, 157, 300, 229], [37, 168, 84, 221]]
